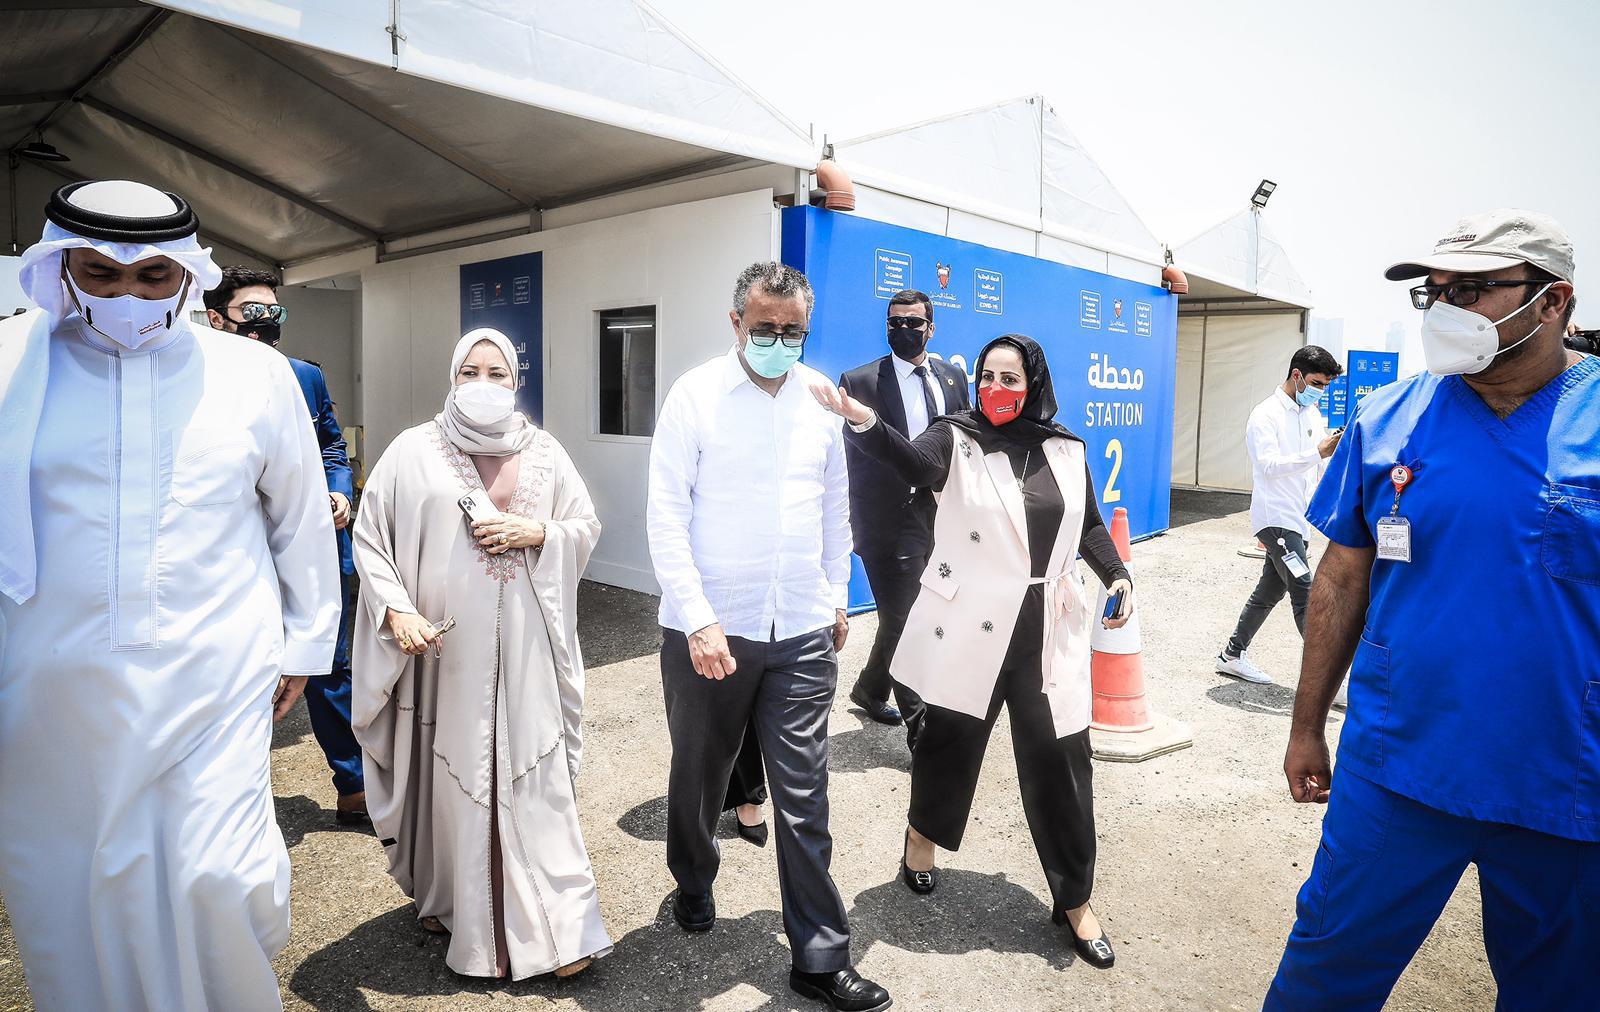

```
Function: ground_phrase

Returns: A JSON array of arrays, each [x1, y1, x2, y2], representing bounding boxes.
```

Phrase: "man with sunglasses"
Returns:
[[648, 262, 890, 1011], [837, 290, 969, 747], [1269, 210, 1596, 1010], [205, 266, 367, 828]]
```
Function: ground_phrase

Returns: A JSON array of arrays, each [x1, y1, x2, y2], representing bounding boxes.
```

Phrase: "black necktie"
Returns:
[[912, 364, 939, 430]]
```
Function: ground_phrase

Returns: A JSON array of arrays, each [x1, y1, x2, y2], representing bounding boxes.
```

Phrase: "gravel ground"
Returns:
[[0, 499, 1495, 1011]]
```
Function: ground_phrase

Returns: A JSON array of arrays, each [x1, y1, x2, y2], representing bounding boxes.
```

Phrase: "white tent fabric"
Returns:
[[155, 0, 818, 169], [1175, 313, 1307, 491], [832, 95, 1162, 266], [1174, 209, 1313, 308], [3, 2, 817, 267]]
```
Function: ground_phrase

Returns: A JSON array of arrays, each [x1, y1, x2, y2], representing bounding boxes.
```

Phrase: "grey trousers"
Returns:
[[1226, 526, 1312, 657], [661, 626, 851, 973]]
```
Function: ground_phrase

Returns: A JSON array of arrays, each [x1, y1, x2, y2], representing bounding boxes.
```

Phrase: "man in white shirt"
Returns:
[[1215, 346, 1343, 686], [647, 262, 891, 1012], [0, 181, 339, 1011]]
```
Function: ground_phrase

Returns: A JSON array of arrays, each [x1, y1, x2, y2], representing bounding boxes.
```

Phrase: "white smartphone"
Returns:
[[457, 490, 498, 524]]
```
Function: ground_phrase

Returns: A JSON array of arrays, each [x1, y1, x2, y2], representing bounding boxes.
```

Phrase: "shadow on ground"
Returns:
[[1206, 681, 1345, 725], [276, 794, 376, 850], [289, 873, 1077, 1011], [576, 581, 661, 668], [1169, 487, 1250, 529]]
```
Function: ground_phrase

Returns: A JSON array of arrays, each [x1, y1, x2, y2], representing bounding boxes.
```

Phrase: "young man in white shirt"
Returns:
[[1215, 346, 1343, 686], [647, 262, 891, 1012]]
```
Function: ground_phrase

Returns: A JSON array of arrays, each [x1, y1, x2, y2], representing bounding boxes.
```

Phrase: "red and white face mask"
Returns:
[[978, 382, 1026, 426]]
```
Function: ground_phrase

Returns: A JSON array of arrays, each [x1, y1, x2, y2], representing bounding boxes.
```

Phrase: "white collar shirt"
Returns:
[[1247, 387, 1329, 538], [891, 352, 947, 439], [647, 345, 852, 641]]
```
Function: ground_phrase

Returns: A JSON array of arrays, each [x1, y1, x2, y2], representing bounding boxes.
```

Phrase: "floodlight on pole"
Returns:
[[1250, 179, 1277, 209]]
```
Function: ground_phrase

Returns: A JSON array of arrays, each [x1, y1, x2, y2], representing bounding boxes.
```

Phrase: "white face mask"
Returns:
[[61, 262, 191, 352], [452, 380, 516, 426], [1420, 283, 1553, 376]]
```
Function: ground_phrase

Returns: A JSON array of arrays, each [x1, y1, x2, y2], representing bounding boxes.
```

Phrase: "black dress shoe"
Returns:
[[736, 818, 769, 847], [898, 828, 937, 895], [334, 808, 372, 828], [789, 966, 892, 1011], [849, 688, 903, 726], [671, 889, 715, 932]]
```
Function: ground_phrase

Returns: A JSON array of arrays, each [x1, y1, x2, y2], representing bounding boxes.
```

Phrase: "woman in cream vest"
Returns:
[[815, 334, 1132, 969]]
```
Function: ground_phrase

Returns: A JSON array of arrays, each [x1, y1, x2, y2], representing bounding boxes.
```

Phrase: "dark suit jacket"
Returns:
[[289, 357, 354, 576], [839, 354, 970, 561]]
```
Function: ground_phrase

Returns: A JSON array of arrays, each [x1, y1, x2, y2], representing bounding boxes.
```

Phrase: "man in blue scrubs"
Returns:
[[1269, 209, 1599, 1010], [205, 266, 368, 826]]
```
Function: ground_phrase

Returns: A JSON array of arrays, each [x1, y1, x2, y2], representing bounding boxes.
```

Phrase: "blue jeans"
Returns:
[[1267, 770, 1600, 1011], [303, 668, 363, 797]]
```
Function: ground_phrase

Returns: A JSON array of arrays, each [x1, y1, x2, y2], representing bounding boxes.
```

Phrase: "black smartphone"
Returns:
[[1103, 588, 1127, 622]]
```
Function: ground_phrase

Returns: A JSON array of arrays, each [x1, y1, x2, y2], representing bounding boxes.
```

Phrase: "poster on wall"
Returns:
[[783, 206, 1178, 610], [459, 252, 544, 422]]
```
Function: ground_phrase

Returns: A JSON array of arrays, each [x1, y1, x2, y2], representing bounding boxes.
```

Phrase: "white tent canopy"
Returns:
[[1, 0, 819, 268], [832, 95, 1163, 266], [1173, 207, 1313, 309], [1170, 206, 1314, 491]]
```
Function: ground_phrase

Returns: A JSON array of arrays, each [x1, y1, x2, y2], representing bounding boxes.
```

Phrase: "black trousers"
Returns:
[[661, 627, 851, 973], [908, 588, 1097, 916], [1226, 526, 1312, 657], [722, 718, 767, 812], [851, 553, 928, 739]]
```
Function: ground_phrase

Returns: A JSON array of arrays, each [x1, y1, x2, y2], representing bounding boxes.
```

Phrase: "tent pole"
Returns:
[[7, 153, 17, 255]]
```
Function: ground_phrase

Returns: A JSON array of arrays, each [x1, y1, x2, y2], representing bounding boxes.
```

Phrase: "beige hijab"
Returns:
[[435, 327, 536, 456]]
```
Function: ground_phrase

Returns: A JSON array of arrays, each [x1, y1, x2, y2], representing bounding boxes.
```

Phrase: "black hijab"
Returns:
[[944, 333, 1079, 450]]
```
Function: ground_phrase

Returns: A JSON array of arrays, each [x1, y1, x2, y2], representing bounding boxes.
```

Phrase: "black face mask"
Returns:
[[244, 321, 282, 347], [887, 327, 927, 361]]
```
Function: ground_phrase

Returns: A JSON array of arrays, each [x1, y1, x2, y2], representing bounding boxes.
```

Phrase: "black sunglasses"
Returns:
[[1409, 279, 1547, 311], [887, 316, 929, 331], [224, 301, 289, 325], [747, 328, 807, 348]]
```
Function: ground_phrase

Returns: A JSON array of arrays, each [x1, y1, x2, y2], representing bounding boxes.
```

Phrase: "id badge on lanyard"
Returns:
[[1376, 465, 1414, 563]]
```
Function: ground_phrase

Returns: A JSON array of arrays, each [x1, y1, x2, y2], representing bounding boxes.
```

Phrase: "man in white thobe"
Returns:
[[0, 180, 339, 1011]]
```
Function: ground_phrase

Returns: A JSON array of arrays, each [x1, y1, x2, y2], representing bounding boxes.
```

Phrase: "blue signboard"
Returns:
[[1325, 375, 1349, 429], [781, 206, 1178, 610], [1347, 350, 1399, 420], [460, 252, 543, 423]]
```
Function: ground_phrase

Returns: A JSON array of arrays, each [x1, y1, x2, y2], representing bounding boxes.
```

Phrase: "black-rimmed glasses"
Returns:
[[887, 316, 929, 331], [747, 328, 807, 348], [1409, 279, 1547, 311]]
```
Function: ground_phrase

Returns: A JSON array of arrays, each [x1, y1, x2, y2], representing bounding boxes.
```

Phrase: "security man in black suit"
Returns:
[[839, 289, 970, 750]]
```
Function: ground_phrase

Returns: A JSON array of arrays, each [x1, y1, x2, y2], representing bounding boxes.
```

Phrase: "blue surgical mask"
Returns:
[[1296, 381, 1326, 408], [742, 336, 802, 379]]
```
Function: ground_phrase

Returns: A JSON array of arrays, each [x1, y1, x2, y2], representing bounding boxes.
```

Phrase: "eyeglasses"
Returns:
[[887, 316, 929, 331], [225, 301, 288, 325], [747, 328, 807, 348], [1409, 279, 1547, 311]]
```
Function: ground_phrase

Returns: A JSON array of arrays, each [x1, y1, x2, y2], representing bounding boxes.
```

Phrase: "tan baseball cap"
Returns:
[[1385, 208, 1574, 282]]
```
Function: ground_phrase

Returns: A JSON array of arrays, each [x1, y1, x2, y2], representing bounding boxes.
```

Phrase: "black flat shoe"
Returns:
[[736, 818, 769, 847], [1071, 931, 1115, 969], [789, 966, 892, 1011], [670, 889, 715, 932], [848, 688, 903, 726], [898, 828, 937, 895], [334, 808, 371, 828]]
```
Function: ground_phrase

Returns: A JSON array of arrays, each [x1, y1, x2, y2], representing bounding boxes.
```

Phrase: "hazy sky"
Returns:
[[654, 0, 1597, 353]]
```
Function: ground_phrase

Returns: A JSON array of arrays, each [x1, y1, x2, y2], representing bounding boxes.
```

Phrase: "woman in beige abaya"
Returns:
[[351, 328, 610, 980]]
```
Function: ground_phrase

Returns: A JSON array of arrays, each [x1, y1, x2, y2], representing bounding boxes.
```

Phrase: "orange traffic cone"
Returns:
[[1088, 508, 1193, 762]]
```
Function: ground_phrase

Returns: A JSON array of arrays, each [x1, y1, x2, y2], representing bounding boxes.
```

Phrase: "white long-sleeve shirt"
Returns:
[[647, 345, 852, 641], [1246, 387, 1329, 538], [891, 352, 948, 439]]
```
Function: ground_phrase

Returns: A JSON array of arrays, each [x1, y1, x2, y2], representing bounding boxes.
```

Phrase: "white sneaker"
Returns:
[[1331, 674, 1349, 710], [1215, 651, 1273, 684]]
